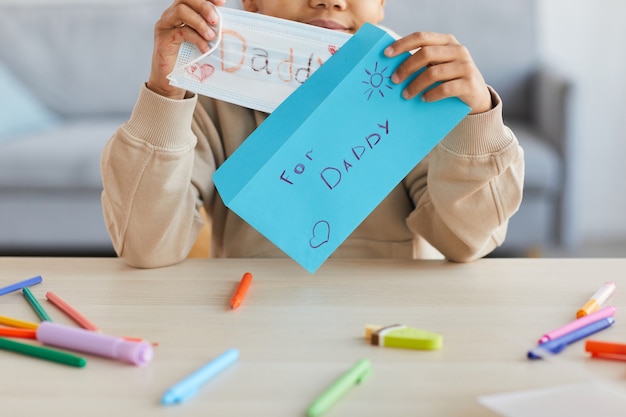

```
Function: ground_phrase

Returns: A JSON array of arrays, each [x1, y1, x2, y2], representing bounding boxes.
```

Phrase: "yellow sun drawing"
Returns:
[[363, 62, 393, 100]]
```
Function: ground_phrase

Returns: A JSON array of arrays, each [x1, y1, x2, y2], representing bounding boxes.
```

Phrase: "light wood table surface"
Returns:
[[0, 257, 625, 416]]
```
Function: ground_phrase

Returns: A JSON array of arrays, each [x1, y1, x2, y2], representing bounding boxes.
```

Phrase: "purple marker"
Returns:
[[36, 322, 153, 366]]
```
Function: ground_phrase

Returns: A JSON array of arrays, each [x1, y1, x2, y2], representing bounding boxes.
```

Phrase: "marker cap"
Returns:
[[116, 339, 154, 366], [576, 299, 599, 318], [162, 387, 199, 405]]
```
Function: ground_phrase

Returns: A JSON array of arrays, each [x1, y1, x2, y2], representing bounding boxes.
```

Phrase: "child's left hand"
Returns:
[[384, 32, 492, 114]]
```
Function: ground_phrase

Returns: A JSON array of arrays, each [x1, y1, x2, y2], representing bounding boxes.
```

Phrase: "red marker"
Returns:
[[0, 327, 37, 339], [586, 340, 626, 361], [45, 291, 99, 331], [230, 272, 253, 309]]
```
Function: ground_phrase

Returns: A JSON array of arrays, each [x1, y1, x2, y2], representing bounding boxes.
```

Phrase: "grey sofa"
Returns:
[[0, 0, 571, 257], [0, 1, 170, 255]]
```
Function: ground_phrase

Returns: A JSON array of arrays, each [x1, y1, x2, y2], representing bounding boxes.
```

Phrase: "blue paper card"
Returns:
[[213, 24, 471, 273]]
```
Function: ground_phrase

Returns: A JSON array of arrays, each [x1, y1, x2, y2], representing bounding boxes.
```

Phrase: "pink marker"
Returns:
[[538, 306, 617, 344], [36, 322, 153, 366]]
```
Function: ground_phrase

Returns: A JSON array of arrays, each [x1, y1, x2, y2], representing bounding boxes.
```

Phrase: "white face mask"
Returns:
[[167, 7, 351, 113]]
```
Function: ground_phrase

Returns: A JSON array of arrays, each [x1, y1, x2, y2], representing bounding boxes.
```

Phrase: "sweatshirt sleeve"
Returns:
[[100, 84, 210, 268], [405, 87, 525, 261]]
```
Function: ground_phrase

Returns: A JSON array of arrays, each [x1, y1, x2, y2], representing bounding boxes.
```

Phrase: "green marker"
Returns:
[[0, 337, 87, 367], [22, 287, 52, 321], [307, 358, 371, 417]]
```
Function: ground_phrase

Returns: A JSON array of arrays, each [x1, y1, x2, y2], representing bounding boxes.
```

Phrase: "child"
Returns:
[[100, 0, 524, 268]]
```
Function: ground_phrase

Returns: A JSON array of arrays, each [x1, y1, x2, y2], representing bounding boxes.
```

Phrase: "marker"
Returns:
[[0, 315, 39, 330], [585, 339, 626, 361], [576, 281, 616, 318], [0, 275, 42, 296], [538, 306, 616, 344], [122, 336, 159, 347], [161, 348, 239, 405], [0, 336, 86, 367], [230, 272, 253, 309], [45, 291, 99, 331], [307, 359, 371, 417], [22, 287, 52, 321], [36, 321, 153, 366], [528, 317, 615, 359], [0, 327, 37, 339]]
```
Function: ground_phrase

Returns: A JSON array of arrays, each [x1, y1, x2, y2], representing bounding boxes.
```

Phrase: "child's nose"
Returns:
[[309, 0, 348, 11]]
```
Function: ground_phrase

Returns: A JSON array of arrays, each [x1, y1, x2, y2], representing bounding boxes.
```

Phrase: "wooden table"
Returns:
[[0, 257, 625, 416]]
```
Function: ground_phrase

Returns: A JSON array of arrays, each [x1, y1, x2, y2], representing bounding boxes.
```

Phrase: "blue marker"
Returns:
[[528, 317, 615, 359], [0, 275, 42, 297], [161, 348, 239, 405]]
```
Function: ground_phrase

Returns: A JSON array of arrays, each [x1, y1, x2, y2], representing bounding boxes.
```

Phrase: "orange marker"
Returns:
[[586, 340, 626, 361], [585, 340, 626, 361], [230, 272, 253, 309], [45, 291, 99, 331], [123, 336, 159, 347], [576, 282, 616, 318], [0, 327, 37, 339]]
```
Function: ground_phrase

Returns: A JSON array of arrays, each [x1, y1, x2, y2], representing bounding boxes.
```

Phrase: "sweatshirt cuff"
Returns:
[[123, 83, 198, 149], [439, 86, 515, 156]]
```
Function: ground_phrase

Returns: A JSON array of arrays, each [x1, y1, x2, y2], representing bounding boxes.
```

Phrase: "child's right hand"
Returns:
[[147, 0, 225, 99], [384, 31, 492, 115]]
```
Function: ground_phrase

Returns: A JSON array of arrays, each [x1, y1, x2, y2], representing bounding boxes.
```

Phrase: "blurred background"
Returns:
[[0, 0, 624, 258], [537, 0, 626, 257]]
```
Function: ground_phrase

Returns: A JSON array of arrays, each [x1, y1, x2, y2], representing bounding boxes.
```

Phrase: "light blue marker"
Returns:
[[161, 348, 240, 405], [0, 275, 42, 297]]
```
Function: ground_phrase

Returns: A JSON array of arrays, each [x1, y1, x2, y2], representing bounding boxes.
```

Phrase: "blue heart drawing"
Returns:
[[309, 220, 330, 249]]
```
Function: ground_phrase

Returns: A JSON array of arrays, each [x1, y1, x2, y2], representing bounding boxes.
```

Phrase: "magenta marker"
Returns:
[[36, 322, 153, 366]]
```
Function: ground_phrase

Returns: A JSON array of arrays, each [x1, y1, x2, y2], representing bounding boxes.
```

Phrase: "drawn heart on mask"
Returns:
[[186, 63, 215, 82], [309, 220, 331, 249], [328, 45, 338, 55]]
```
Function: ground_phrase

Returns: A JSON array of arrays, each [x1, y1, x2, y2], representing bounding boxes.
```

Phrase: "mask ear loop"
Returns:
[[183, 4, 223, 68]]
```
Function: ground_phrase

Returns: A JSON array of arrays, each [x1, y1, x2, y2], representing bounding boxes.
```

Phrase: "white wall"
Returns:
[[538, 0, 626, 244]]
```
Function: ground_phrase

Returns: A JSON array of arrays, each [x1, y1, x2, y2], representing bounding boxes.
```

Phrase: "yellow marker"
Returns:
[[0, 315, 39, 329], [577, 282, 616, 318], [365, 324, 442, 350]]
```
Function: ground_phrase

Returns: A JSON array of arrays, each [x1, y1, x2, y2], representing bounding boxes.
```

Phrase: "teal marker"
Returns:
[[22, 287, 52, 321], [307, 359, 371, 417]]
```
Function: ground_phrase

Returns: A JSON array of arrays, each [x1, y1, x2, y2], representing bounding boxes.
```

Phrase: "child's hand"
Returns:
[[384, 32, 492, 114], [147, 0, 225, 99]]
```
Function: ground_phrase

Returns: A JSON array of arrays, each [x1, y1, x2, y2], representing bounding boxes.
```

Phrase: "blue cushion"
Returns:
[[0, 62, 60, 142]]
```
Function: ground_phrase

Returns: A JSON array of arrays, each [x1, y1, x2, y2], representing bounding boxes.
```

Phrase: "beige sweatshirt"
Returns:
[[100, 84, 524, 268]]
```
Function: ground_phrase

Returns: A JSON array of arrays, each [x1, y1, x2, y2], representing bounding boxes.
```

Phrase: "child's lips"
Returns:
[[306, 19, 350, 32]]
